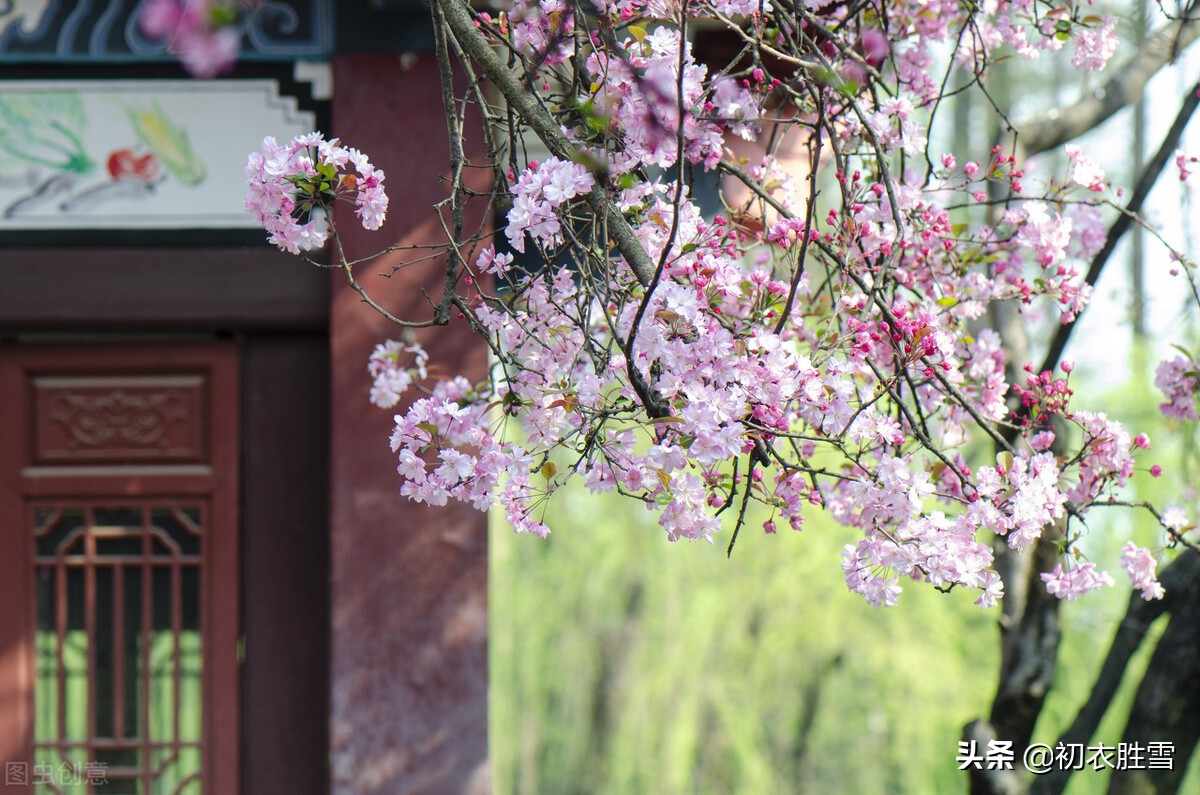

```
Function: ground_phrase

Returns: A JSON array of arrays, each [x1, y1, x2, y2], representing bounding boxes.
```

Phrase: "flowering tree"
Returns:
[[149, 0, 1200, 791]]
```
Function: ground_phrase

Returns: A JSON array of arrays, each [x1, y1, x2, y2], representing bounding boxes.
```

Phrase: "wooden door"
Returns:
[[0, 343, 239, 795]]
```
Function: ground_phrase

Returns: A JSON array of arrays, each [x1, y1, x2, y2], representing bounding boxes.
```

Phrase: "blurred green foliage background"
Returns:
[[490, 348, 1200, 793]]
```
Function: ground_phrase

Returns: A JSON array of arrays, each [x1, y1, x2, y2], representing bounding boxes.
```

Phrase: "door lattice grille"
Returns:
[[33, 505, 204, 795]]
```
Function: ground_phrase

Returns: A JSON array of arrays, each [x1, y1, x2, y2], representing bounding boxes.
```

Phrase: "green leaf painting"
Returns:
[[0, 91, 93, 174]]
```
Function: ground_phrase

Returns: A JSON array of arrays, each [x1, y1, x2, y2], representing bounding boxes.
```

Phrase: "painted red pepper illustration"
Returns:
[[107, 148, 160, 183]]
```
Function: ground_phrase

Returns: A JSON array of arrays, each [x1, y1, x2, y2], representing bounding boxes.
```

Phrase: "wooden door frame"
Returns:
[[0, 342, 240, 793]]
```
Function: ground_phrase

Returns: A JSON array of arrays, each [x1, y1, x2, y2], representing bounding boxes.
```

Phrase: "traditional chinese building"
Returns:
[[0, 2, 488, 793]]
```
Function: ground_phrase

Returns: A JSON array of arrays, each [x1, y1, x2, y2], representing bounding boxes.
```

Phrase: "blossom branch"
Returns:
[[431, 0, 659, 286]]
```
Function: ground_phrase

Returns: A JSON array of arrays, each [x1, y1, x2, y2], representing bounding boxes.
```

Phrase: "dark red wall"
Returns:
[[329, 54, 490, 795]]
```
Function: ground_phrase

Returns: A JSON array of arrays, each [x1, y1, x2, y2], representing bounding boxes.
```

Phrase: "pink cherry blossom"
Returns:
[[245, 133, 388, 252], [1041, 562, 1114, 601], [1155, 356, 1199, 420], [1120, 542, 1165, 601], [506, 158, 594, 252], [1072, 16, 1118, 73], [1161, 505, 1190, 532], [1064, 145, 1106, 192], [139, 0, 247, 79]]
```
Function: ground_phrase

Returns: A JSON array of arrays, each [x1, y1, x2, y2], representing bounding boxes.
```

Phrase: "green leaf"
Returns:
[[209, 2, 239, 28], [1170, 343, 1196, 361]]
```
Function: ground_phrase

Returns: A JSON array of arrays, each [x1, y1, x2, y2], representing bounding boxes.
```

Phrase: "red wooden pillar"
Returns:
[[329, 54, 490, 794]]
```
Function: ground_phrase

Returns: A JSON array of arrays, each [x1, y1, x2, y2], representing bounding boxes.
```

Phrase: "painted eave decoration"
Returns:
[[0, 1, 332, 62]]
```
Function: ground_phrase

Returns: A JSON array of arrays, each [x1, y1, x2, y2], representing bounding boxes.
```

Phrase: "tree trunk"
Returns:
[[1108, 556, 1200, 795]]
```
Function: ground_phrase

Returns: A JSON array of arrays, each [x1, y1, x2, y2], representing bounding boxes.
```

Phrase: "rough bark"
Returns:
[[1107, 554, 1200, 795]]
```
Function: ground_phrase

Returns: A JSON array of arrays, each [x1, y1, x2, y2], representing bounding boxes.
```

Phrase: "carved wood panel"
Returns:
[[32, 376, 207, 465]]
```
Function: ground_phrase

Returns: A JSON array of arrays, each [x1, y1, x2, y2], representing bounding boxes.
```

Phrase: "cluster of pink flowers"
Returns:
[[387, 147, 1157, 609], [389, 378, 553, 536], [363, 0, 1171, 607], [244, 133, 387, 253], [839, 495, 1005, 608], [508, 0, 575, 66], [1069, 204, 1108, 258], [834, 445, 1066, 607], [988, 453, 1069, 550], [868, 96, 927, 158], [1065, 145, 1107, 192], [1120, 542, 1165, 601], [140, 0, 250, 79], [368, 341, 428, 409], [1067, 412, 1137, 505], [1041, 562, 1115, 601], [1154, 355, 1199, 420], [1161, 505, 1191, 532], [218, 0, 1197, 611], [506, 157, 595, 252], [1015, 203, 1074, 268], [582, 27, 760, 174], [1072, 16, 1119, 72], [993, 202, 1093, 322]]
